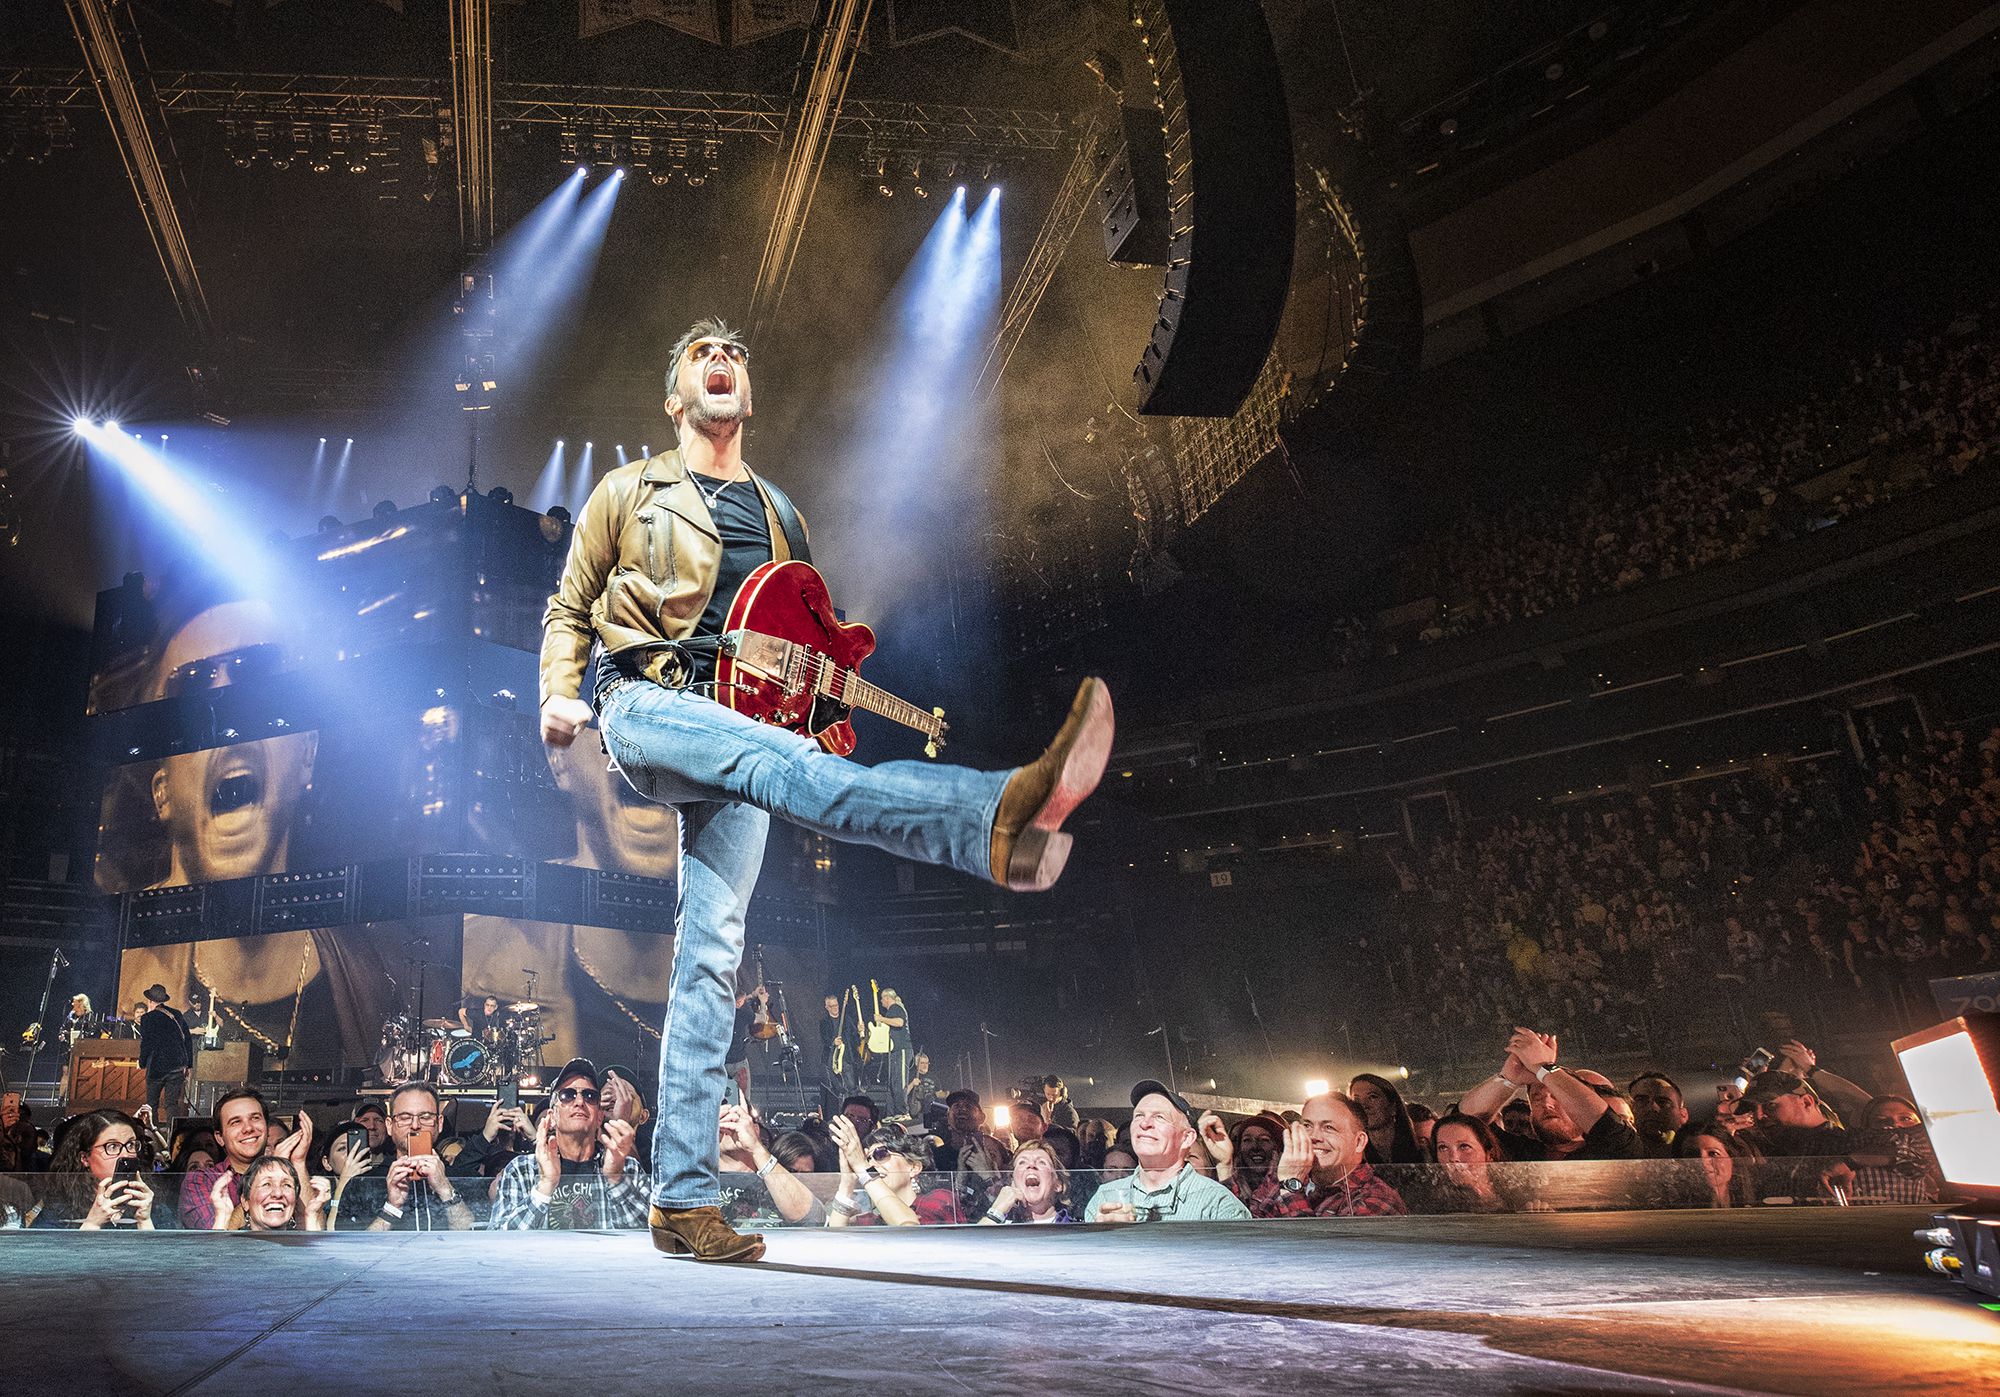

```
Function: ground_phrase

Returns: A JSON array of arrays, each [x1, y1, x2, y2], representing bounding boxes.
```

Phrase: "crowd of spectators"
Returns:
[[0, 1007, 1958, 1231], [1392, 723, 2000, 1065], [1396, 305, 2000, 644]]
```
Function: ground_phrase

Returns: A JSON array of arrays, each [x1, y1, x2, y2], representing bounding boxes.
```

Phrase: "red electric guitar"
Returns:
[[715, 560, 949, 758]]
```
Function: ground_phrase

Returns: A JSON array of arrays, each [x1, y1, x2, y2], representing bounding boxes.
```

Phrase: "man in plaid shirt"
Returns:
[[492, 1059, 651, 1230], [1249, 1092, 1408, 1218]]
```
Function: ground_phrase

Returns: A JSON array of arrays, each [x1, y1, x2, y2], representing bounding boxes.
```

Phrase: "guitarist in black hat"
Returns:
[[136, 984, 194, 1124]]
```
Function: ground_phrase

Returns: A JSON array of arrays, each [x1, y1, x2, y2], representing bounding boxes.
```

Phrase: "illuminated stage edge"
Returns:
[[3, 1208, 1994, 1395]]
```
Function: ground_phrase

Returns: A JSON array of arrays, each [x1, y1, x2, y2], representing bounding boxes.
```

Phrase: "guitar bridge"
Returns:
[[726, 630, 800, 692]]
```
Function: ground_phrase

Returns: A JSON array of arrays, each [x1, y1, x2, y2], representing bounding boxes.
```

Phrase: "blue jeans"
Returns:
[[597, 680, 1008, 1209]]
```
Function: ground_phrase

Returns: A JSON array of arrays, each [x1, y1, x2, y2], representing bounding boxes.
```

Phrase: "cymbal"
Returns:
[[508, 1001, 540, 1012], [423, 1018, 459, 1028]]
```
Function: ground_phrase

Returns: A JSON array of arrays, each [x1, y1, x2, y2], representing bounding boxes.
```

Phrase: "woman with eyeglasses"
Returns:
[[825, 1117, 961, 1225], [32, 1111, 171, 1229]]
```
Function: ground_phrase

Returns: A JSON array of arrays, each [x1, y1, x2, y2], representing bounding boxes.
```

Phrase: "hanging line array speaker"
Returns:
[[1129, 0, 1297, 418]]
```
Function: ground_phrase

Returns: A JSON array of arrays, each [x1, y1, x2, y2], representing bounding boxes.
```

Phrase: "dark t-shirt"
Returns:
[[1751, 1121, 1849, 1158], [460, 997, 503, 1037], [717, 1173, 782, 1227], [691, 478, 772, 682], [334, 1171, 458, 1231], [1495, 1110, 1643, 1162], [531, 1154, 646, 1229]]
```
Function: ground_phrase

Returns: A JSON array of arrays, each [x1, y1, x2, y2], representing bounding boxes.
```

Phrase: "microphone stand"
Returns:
[[977, 1022, 1000, 1106], [23, 948, 65, 1097], [1145, 1023, 1179, 1094]]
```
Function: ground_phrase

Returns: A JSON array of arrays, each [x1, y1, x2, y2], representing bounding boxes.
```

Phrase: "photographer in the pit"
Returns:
[[335, 1082, 477, 1231], [489, 1059, 650, 1230]]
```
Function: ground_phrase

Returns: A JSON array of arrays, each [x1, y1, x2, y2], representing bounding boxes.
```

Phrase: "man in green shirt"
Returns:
[[1085, 1080, 1250, 1223]]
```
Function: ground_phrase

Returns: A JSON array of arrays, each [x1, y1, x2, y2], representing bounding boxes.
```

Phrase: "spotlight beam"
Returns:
[[75, 420, 277, 592]]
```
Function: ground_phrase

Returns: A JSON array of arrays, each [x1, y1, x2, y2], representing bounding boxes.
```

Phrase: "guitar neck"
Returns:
[[829, 668, 946, 742]]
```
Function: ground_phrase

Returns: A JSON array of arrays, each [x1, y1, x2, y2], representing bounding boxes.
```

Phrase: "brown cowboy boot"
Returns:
[[650, 1205, 767, 1263], [990, 677, 1115, 892]]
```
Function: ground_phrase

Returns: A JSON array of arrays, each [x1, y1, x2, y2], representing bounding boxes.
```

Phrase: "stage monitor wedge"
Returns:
[[1130, 0, 1296, 418]]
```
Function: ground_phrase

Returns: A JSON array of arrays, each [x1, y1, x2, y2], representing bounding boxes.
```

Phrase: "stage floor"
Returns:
[[4, 1207, 1993, 1395]]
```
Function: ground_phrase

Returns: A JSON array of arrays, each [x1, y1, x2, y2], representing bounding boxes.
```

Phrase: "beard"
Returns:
[[679, 370, 750, 438]]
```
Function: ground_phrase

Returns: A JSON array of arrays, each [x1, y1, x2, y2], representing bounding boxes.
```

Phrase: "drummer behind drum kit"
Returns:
[[376, 1000, 553, 1087]]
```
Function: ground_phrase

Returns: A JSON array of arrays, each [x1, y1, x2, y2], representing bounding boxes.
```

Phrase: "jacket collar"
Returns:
[[638, 446, 723, 541], [638, 446, 783, 554]]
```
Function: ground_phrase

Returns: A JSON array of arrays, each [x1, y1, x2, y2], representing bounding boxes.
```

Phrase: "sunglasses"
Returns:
[[867, 1145, 907, 1163], [163, 643, 286, 698], [684, 338, 748, 365], [556, 1087, 600, 1104]]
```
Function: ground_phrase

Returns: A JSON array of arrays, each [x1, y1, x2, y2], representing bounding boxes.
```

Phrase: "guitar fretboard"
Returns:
[[817, 662, 945, 741]]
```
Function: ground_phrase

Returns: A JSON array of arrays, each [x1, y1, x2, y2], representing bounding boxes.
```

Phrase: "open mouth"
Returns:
[[212, 770, 263, 815], [704, 365, 733, 394]]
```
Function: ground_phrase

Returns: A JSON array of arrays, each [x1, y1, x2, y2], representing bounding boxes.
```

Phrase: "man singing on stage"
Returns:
[[540, 318, 1113, 1262]]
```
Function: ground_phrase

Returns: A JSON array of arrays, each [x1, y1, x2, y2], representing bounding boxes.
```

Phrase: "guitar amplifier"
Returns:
[[194, 1042, 252, 1088]]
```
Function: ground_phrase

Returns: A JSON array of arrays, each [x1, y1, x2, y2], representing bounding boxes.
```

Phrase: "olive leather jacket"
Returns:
[[539, 447, 804, 706]]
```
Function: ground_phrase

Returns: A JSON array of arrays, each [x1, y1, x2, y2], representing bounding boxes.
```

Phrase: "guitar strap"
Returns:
[[755, 474, 813, 566]]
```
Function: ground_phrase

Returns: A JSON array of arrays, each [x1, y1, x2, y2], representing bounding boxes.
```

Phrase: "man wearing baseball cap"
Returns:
[[490, 1058, 652, 1230], [1738, 1070, 1848, 1156], [1083, 1080, 1249, 1223]]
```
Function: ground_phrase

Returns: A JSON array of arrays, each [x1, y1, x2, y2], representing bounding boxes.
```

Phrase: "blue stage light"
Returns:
[[73, 419, 280, 593], [818, 183, 1001, 622]]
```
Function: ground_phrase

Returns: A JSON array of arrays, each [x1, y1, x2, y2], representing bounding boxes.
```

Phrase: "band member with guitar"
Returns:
[[540, 317, 1114, 1262], [818, 992, 854, 1113], [868, 985, 912, 1105]]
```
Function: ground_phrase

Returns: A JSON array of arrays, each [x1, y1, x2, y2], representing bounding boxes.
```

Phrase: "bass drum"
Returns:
[[441, 1036, 492, 1086]]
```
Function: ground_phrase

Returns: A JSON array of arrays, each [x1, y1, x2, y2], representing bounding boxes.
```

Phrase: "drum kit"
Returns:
[[374, 999, 552, 1087]]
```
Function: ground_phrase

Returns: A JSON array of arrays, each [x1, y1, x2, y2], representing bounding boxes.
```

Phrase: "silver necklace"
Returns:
[[691, 469, 743, 510]]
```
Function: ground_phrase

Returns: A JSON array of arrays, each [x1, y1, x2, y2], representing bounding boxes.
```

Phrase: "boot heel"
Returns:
[[1005, 827, 1071, 892]]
